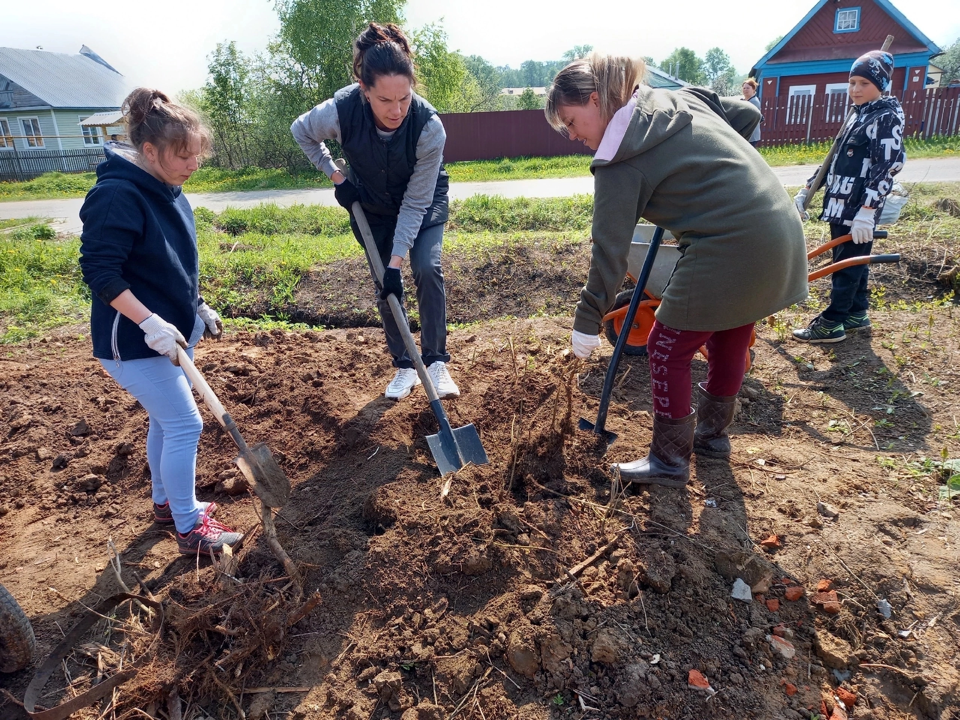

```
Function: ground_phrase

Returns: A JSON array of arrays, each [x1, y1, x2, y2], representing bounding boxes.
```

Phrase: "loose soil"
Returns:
[[0, 236, 959, 720]]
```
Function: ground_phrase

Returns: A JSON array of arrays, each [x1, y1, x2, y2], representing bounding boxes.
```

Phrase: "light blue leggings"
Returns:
[[100, 319, 205, 534]]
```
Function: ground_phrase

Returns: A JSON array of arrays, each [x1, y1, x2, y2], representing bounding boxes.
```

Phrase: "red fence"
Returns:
[[437, 109, 585, 162], [759, 86, 960, 147]]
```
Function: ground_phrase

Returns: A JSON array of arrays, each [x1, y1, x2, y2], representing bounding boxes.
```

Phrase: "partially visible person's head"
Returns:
[[353, 22, 416, 131], [122, 88, 211, 186], [742, 78, 758, 99], [545, 54, 646, 151], [848, 50, 893, 105]]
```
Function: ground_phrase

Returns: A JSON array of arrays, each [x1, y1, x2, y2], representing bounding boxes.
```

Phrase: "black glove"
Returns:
[[379, 267, 404, 301], [334, 178, 361, 210]]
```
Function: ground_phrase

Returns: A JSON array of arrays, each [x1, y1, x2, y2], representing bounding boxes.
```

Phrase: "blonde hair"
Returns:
[[122, 88, 213, 159], [545, 54, 646, 135]]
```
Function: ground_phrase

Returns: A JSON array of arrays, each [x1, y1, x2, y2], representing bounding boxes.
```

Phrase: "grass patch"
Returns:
[[3, 185, 959, 340], [0, 224, 88, 343], [4, 135, 956, 201]]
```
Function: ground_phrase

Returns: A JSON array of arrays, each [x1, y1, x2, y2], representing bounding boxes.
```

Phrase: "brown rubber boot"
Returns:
[[693, 382, 737, 458], [614, 410, 695, 487]]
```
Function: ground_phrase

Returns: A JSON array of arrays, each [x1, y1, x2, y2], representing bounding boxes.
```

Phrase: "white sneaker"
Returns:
[[428, 361, 460, 399], [385, 368, 421, 400]]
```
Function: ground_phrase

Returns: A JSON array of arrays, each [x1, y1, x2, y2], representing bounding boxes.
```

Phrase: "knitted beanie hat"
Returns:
[[850, 50, 894, 93]]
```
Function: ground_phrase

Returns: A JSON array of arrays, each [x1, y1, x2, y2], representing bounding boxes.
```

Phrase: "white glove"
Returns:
[[571, 330, 602, 359], [793, 188, 810, 221], [197, 301, 223, 339], [139, 313, 187, 363], [850, 207, 875, 244]]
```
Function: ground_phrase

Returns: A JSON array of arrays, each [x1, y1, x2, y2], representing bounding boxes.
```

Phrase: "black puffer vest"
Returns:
[[335, 84, 449, 227]]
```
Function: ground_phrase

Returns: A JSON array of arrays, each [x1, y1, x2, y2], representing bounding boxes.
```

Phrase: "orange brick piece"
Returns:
[[766, 598, 780, 612], [812, 590, 841, 614], [836, 687, 857, 710], [785, 586, 805, 601], [760, 534, 782, 549], [784, 682, 798, 696], [816, 579, 833, 592], [687, 669, 710, 690]]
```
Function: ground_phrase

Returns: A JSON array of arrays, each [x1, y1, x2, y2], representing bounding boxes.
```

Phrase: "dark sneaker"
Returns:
[[154, 501, 216, 525], [792, 317, 846, 344], [176, 509, 242, 557], [842, 313, 872, 332]]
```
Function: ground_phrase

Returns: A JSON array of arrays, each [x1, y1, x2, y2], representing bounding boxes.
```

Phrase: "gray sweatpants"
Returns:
[[350, 216, 450, 369]]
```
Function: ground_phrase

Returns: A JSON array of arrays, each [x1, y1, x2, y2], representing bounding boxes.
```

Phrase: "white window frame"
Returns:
[[824, 83, 850, 123], [835, 7, 860, 33], [787, 85, 816, 124], [79, 116, 102, 146], [19, 117, 44, 148], [0, 118, 12, 149]]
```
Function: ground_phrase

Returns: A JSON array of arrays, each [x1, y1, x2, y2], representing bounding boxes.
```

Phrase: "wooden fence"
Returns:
[[758, 86, 960, 146], [437, 109, 585, 162], [0, 146, 106, 182]]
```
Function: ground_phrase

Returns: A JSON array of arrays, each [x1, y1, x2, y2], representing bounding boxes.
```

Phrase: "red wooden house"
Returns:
[[749, 0, 957, 145]]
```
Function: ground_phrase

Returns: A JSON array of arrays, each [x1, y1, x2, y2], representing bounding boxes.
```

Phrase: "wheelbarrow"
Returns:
[[601, 226, 898, 361]]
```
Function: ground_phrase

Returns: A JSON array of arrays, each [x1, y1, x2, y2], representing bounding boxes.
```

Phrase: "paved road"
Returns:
[[3, 157, 959, 236]]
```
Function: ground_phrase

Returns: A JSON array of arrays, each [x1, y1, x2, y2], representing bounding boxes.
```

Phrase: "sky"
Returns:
[[1, 0, 958, 95]]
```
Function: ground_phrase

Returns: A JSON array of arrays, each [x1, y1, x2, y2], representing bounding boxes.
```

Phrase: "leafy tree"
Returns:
[[516, 87, 541, 110], [562, 45, 594, 62], [463, 55, 505, 111], [937, 37, 960, 86], [201, 42, 254, 168], [659, 47, 705, 85], [765, 35, 784, 53], [412, 23, 469, 112], [703, 47, 738, 96]]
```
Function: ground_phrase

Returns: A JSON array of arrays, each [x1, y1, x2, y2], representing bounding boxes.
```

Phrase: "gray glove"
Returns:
[[139, 313, 186, 364], [197, 302, 223, 339], [793, 188, 810, 221]]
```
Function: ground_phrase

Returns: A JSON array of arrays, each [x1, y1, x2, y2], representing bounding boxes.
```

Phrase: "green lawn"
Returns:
[[1, 136, 956, 201], [2, 187, 958, 344]]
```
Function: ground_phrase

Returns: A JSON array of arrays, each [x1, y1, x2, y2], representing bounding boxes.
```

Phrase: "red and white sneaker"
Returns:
[[176, 509, 242, 557]]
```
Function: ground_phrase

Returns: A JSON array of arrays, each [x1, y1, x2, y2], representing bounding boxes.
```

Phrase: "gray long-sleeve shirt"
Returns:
[[291, 98, 446, 258]]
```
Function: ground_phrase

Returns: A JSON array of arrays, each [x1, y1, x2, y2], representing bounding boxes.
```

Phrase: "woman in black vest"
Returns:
[[292, 23, 457, 401]]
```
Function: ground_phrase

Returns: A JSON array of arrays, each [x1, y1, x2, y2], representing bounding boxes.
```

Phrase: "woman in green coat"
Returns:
[[545, 54, 807, 487]]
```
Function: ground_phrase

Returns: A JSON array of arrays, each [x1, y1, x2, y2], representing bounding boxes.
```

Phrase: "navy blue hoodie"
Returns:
[[79, 143, 200, 361]]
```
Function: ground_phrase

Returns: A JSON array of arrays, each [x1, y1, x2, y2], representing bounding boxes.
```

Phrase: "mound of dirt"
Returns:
[[0, 312, 958, 719]]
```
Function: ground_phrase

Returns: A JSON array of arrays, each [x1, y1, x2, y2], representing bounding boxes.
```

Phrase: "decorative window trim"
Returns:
[[824, 83, 850, 123], [19, 117, 44, 149], [787, 85, 816, 124], [835, 7, 860, 34], [0, 118, 12, 149], [79, 116, 102, 146]]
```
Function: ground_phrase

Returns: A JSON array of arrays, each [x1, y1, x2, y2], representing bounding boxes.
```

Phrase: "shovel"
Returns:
[[579, 226, 666, 444], [341, 171, 488, 475], [177, 348, 299, 584]]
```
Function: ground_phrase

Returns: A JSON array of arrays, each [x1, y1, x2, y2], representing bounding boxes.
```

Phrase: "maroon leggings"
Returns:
[[647, 320, 755, 418]]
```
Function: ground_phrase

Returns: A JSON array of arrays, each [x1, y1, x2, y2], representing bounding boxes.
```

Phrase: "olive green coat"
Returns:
[[574, 86, 808, 335]]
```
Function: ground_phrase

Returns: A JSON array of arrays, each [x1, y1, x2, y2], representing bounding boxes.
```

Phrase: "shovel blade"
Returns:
[[578, 417, 618, 445], [426, 423, 489, 476], [235, 442, 291, 508]]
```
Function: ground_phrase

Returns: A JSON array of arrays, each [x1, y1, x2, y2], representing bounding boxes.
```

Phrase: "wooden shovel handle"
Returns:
[[177, 347, 250, 454]]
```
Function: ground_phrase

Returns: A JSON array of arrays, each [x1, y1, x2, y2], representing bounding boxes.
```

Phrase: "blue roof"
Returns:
[[751, 0, 941, 75], [0, 46, 130, 109]]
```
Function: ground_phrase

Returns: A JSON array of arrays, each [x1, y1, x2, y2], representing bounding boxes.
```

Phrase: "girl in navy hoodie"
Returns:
[[79, 88, 241, 557]]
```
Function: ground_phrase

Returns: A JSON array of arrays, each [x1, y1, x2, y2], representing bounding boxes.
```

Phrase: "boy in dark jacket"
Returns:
[[793, 50, 905, 343]]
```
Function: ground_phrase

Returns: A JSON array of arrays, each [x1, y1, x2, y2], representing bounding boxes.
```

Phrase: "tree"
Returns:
[[562, 45, 594, 62], [201, 42, 254, 168], [463, 55, 504, 111], [516, 87, 541, 110], [703, 47, 738, 96], [659, 47, 705, 85], [765, 35, 784, 53], [937, 37, 960, 86], [412, 23, 470, 112]]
